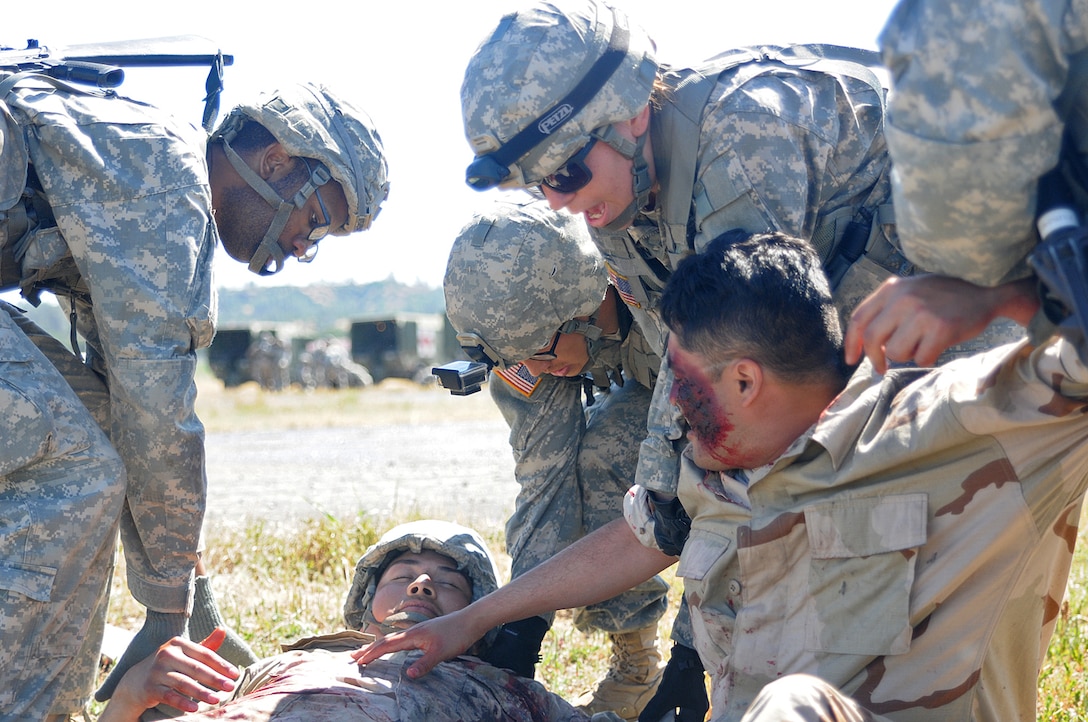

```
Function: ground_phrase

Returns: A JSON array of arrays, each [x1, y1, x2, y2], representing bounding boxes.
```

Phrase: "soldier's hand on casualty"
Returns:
[[844, 274, 1038, 373], [351, 611, 483, 679], [98, 629, 239, 721]]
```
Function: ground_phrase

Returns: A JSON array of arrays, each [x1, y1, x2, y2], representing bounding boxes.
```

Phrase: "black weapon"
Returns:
[[1029, 168, 1088, 361], [0, 36, 234, 130]]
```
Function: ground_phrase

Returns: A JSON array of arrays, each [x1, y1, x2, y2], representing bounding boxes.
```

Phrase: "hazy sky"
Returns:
[[7, 0, 899, 289]]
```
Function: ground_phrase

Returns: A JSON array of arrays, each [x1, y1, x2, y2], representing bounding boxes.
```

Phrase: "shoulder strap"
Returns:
[[656, 48, 775, 261], [773, 44, 887, 103]]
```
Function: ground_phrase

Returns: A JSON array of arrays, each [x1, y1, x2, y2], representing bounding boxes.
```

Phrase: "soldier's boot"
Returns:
[[574, 625, 664, 722]]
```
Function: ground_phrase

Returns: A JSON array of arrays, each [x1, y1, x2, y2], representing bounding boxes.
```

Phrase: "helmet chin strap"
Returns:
[[218, 138, 326, 276], [594, 125, 652, 233]]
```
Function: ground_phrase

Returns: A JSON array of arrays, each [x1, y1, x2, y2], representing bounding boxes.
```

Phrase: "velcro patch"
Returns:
[[496, 363, 541, 397], [606, 263, 642, 308]]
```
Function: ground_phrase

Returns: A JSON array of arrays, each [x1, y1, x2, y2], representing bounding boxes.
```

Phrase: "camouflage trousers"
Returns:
[[506, 380, 669, 634], [0, 302, 126, 720]]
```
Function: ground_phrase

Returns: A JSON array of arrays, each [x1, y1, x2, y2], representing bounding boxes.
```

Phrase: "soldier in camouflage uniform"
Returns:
[[0, 75, 389, 720], [455, 2, 921, 716], [100, 520, 622, 722], [844, 0, 1088, 373], [443, 197, 669, 720], [355, 229, 1087, 721]]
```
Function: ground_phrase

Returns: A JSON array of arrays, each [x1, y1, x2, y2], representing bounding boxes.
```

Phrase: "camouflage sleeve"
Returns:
[[690, 69, 887, 251], [23, 92, 216, 613], [879, 0, 1085, 285], [633, 357, 685, 496], [488, 369, 589, 578]]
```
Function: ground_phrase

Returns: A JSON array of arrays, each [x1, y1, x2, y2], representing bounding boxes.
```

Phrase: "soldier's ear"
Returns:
[[629, 104, 651, 137], [258, 142, 294, 182]]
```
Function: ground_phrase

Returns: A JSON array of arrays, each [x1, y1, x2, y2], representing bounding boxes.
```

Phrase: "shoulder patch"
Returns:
[[606, 263, 642, 308], [496, 363, 541, 398]]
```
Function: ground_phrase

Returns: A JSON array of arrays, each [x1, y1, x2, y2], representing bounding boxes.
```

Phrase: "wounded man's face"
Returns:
[[369, 550, 473, 631]]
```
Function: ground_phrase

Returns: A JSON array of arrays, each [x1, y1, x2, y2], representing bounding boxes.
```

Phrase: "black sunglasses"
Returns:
[[528, 331, 563, 362], [540, 137, 598, 194]]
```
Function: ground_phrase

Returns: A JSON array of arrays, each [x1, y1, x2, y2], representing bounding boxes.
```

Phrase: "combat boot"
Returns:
[[574, 625, 664, 722]]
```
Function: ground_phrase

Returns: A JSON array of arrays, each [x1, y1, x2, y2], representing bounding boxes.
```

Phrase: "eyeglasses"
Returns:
[[300, 159, 332, 263], [540, 137, 597, 194], [528, 331, 563, 362]]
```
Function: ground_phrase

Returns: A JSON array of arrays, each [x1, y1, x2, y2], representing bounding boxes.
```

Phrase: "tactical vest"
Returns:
[[582, 292, 660, 392], [596, 44, 906, 320]]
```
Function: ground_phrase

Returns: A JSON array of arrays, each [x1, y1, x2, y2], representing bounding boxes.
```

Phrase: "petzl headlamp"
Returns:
[[464, 14, 630, 190]]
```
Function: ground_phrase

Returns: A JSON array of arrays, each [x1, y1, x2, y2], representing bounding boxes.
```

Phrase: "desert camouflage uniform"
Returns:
[[626, 336, 1088, 720], [603, 55, 1021, 497], [0, 302, 126, 720], [0, 79, 216, 714], [491, 307, 668, 634], [880, 0, 1088, 286], [159, 631, 620, 722]]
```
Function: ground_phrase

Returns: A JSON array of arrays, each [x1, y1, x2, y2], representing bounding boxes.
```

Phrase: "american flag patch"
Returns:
[[606, 263, 641, 308], [496, 363, 541, 397]]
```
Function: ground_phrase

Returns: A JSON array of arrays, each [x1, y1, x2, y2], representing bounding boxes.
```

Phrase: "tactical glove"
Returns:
[[95, 609, 187, 702], [478, 615, 550, 678], [637, 643, 709, 722], [649, 492, 691, 557]]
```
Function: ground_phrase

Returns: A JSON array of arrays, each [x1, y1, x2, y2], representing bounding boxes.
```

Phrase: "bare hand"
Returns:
[[100, 628, 241, 721], [844, 275, 1037, 373], [351, 610, 484, 679]]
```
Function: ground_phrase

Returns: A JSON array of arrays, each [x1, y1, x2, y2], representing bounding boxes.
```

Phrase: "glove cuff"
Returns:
[[145, 609, 189, 639]]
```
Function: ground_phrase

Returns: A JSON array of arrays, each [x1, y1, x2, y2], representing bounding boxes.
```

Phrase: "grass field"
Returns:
[[90, 378, 1088, 720]]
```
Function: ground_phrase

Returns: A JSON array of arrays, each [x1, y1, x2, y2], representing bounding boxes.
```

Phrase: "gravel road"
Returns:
[[203, 417, 518, 530]]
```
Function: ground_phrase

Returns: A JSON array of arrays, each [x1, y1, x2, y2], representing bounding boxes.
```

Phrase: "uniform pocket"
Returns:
[[0, 558, 57, 602], [804, 493, 928, 656]]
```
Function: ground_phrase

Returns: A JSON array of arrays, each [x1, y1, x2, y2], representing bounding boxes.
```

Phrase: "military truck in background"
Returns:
[[206, 327, 253, 387], [205, 313, 464, 389], [349, 312, 463, 384]]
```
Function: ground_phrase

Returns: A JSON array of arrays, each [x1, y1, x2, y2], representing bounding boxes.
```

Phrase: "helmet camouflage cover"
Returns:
[[343, 520, 500, 632], [212, 82, 390, 234], [461, 0, 658, 189], [444, 196, 608, 366]]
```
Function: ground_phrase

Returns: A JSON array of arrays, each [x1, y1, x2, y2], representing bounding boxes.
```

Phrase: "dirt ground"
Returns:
[[200, 378, 519, 531]]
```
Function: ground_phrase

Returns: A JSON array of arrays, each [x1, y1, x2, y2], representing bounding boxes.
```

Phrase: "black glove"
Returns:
[[649, 492, 691, 557], [638, 644, 708, 722], [478, 615, 550, 678], [95, 609, 187, 701]]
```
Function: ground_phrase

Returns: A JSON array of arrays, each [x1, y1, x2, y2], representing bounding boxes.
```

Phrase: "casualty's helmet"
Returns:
[[343, 520, 500, 634], [444, 197, 608, 367], [212, 82, 390, 235], [461, 0, 658, 190]]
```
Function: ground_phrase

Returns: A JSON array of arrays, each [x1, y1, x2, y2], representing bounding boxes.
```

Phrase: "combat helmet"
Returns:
[[444, 197, 608, 368], [461, 0, 658, 192], [211, 82, 390, 274], [343, 520, 500, 640]]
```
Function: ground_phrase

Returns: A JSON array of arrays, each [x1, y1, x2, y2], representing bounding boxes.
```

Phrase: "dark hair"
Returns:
[[224, 117, 278, 153], [661, 230, 851, 386]]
